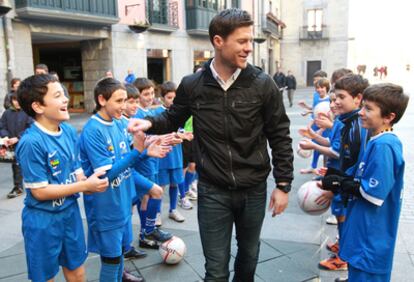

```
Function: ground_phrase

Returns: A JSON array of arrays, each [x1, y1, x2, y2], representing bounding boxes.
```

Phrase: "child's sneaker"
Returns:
[[145, 228, 173, 242], [124, 246, 147, 260], [186, 190, 197, 201], [178, 197, 193, 210], [169, 209, 185, 222], [326, 240, 340, 254], [139, 237, 159, 249], [155, 213, 162, 227], [319, 254, 348, 271], [191, 180, 198, 192], [7, 187, 23, 199], [326, 215, 338, 225]]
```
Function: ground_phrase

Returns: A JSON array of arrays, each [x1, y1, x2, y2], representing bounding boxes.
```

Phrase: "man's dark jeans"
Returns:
[[197, 181, 267, 282]]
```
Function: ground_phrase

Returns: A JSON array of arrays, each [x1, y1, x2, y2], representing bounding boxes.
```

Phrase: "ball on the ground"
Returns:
[[297, 141, 313, 158], [159, 236, 186, 264], [297, 181, 330, 215]]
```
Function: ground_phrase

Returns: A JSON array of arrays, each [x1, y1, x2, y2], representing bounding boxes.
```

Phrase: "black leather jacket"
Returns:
[[147, 61, 293, 189]]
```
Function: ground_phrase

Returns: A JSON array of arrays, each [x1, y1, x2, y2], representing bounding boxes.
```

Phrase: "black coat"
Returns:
[[273, 72, 286, 88], [147, 60, 293, 189], [0, 108, 33, 138], [285, 75, 297, 90]]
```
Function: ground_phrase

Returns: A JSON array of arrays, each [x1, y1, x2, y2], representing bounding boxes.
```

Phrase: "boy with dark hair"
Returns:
[[322, 83, 409, 281], [128, 8, 293, 281], [79, 77, 170, 281], [16, 74, 109, 282], [34, 63, 49, 75], [319, 74, 370, 273], [0, 92, 33, 198]]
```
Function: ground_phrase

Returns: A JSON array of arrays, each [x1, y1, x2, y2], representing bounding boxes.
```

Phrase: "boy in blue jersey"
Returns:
[[322, 83, 409, 282], [15, 74, 109, 282], [79, 78, 170, 282], [319, 74, 370, 273], [158, 81, 194, 219], [132, 78, 176, 248]]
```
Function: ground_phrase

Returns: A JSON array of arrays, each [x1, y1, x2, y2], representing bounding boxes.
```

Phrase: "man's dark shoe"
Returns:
[[124, 246, 147, 260], [145, 228, 173, 242], [139, 238, 159, 249], [122, 269, 145, 282], [7, 187, 23, 199]]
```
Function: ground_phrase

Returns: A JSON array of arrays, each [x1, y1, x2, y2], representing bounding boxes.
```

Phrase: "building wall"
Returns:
[[281, 0, 349, 86]]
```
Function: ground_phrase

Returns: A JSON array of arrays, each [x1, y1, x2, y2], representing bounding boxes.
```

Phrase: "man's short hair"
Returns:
[[313, 70, 327, 78], [159, 81, 176, 97], [17, 74, 58, 118], [35, 64, 49, 73], [363, 83, 409, 125], [94, 77, 126, 111], [334, 74, 369, 97], [209, 8, 253, 46], [133, 78, 155, 93], [125, 83, 140, 99]]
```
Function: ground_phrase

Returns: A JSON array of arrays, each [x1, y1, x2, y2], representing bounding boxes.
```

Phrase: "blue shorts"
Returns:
[[22, 203, 87, 282], [88, 220, 131, 257], [331, 194, 346, 217], [157, 168, 184, 186], [132, 172, 154, 204], [348, 264, 391, 282]]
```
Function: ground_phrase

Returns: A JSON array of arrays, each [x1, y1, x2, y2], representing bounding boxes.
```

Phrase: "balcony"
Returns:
[[299, 26, 329, 41], [185, 6, 217, 36], [262, 12, 285, 39], [15, 0, 119, 26], [146, 0, 179, 33]]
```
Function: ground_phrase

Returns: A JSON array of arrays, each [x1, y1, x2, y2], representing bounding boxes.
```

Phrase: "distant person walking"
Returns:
[[273, 70, 286, 90], [285, 70, 297, 107]]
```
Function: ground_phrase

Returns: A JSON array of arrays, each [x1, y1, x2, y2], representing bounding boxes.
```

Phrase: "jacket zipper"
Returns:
[[223, 90, 237, 188]]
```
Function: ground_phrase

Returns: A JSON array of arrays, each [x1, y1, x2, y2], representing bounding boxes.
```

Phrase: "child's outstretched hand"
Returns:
[[316, 167, 328, 176], [298, 100, 307, 108], [315, 190, 333, 206], [298, 125, 316, 139], [299, 139, 315, 150], [133, 130, 147, 152], [84, 170, 109, 194], [315, 112, 333, 129], [4, 137, 18, 147], [159, 133, 182, 146], [147, 138, 171, 158]]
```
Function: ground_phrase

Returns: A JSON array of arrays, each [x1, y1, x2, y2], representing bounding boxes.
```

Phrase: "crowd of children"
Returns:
[[298, 69, 409, 282], [1, 63, 409, 282]]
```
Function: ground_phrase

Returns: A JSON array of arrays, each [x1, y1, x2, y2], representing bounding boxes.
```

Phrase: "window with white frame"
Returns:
[[307, 9, 323, 31]]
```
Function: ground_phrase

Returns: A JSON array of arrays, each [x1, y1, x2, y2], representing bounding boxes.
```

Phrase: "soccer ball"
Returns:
[[297, 141, 313, 158], [159, 236, 186, 264], [297, 181, 330, 215], [313, 101, 331, 116]]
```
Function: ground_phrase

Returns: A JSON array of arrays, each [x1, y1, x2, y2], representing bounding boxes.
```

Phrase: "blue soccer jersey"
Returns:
[[157, 107, 183, 170], [340, 132, 405, 274], [79, 114, 135, 231], [134, 107, 160, 177], [16, 122, 82, 212], [326, 118, 344, 170]]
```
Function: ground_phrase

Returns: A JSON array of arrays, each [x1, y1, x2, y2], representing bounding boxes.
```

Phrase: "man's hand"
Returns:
[[84, 170, 109, 193], [177, 131, 194, 141], [321, 174, 344, 193], [5, 137, 18, 147], [268, 188, 289, 217], [128, 118, 152, 133], [147, 138, 171, 158]]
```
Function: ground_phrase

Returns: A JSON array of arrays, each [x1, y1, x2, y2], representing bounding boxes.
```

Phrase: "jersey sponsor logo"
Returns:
[[50, 158, 60, 169], [369, 177, 379, 188], [48, 150, 57, 158], [111, 167, 132, 188], [52, 197, 66, 207], [119, 141, 128, 154]]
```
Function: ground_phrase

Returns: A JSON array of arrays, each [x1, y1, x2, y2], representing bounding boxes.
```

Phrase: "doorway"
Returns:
[[306, 60, 321, 86]]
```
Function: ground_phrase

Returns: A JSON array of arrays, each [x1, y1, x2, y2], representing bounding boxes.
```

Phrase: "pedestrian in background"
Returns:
[[285, 70, 297, 107]]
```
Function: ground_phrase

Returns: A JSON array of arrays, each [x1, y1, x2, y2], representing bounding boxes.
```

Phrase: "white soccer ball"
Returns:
[[297, 142, 313, 158], [314, 101, 331, 116], [159, 236, 186, 264], [297, 181, 330, 215]]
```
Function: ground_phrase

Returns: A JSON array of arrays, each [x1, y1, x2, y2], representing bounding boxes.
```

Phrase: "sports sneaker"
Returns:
[[155, 213, 162, 227], [319, 254, 348, 271], [326, 241, 339, 254], [122, 269, 145, 282], [178, 197, 193, 210], [190, 180, 198, 192], [334, 277, 348, 282], [124, 246, 147, 260], [139, 237, 159, 249], [7, 187, 23, 199], [326, 215, 338, 225], [145, 228, 173, 242], [169, 209, 185, 222], [186, 190, 197, 201]]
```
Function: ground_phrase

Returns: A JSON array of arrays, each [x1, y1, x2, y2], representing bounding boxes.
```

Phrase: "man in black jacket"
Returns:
[[285, 70, 297, 107], [128, 8, 293, 282]]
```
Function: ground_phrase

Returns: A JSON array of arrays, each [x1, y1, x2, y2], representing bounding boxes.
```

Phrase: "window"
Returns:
[[307, 9, 323, 31], [232, 0, 240, 8]]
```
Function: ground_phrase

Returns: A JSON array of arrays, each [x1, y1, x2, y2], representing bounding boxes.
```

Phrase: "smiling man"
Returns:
[[128, 8, 293, 281]]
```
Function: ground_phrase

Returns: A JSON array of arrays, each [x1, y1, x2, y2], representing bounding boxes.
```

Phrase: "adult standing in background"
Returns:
[[128, 8, 294, 281], [285, 70, 297, 107], [125, 69, 136, 84], [273, 69, 286, 90], [4, 78, 21, 110]]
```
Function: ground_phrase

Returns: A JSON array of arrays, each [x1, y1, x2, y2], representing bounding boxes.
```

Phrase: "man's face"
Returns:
[[214, 25, 253, 69]]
